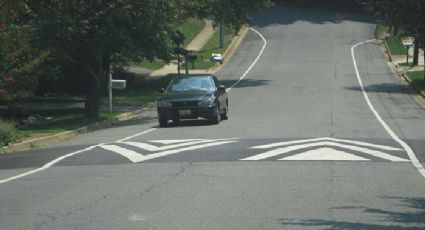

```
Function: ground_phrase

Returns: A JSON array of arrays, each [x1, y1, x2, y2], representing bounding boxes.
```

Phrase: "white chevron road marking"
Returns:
[[120, 139, 223, 152], [100, 138, 238, 163], [279, 147, 371, 161], [251, 137, 402, 151], [242, 141, 409, 162], [100, 145, 146, 162]]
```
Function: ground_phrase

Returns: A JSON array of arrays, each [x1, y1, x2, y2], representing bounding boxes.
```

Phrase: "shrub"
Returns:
[[0, 120, 18, 146]]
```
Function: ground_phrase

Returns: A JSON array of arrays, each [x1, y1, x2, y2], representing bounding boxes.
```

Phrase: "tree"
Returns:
[[0, 0, 45, 104], [179, 0, 271, 47], [367, 0, 425, 80], [25, 0, 177, 118]]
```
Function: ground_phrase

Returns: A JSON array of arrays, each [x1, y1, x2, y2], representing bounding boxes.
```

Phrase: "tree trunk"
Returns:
[[77, 55, 101, 118], [413, 37, 419, 66]]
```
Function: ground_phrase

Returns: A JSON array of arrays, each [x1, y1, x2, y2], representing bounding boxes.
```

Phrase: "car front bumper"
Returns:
[[157, 106, 217, 120]]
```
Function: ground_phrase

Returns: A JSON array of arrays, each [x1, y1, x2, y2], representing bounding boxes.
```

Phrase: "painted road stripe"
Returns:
[[242, 141, 409, 162], [352, 40, 425, 178], [100, 145, 146, 162], [135, 140, 237, 162], [121, 139, 223, 152], [251, 137, 402, 151], [279, 147, 371, 161], [149, 139, 203, 145], [226, 27, 267, 92]]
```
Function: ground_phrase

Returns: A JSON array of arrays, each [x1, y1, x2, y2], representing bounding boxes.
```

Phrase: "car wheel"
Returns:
[[159, 117, 168, 127], [221, 101, 229, 120], [209, 105, 221, 124]]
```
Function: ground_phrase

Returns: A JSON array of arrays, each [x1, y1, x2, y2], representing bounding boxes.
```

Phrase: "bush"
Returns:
[[0, 120, 18, 146]]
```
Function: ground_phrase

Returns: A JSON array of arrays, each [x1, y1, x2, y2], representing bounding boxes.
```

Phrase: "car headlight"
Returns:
[[158, 101, 172, 108], [198, 98, 216, 106]]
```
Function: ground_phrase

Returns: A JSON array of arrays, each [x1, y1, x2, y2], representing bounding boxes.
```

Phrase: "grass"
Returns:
[[190, 27, 234, 69], [113, 73, 174, 106], [128, 18, 206, 70], [406, 70, 425, 95], [385, 35, 407, 55], [179, 18, 206, 46], [18, 112, 120, 135], [399, 62, 416, 67]]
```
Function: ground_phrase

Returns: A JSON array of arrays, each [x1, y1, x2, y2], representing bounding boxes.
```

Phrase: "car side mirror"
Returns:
[[158, 88, 165, 93], [218, 85, 226, 92]]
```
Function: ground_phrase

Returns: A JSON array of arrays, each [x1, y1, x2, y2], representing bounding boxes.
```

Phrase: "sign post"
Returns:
[[402, 36, 414, 65]]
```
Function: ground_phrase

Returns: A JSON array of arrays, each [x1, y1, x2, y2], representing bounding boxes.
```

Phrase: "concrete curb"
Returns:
[[401, 72, 425, 99], [1, 104, 155, 154], [383, 38, 393, 62], [208, 26, 250, 75]]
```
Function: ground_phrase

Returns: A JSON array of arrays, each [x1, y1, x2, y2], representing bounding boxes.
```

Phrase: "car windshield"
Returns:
[[167, 77, 215, 93]]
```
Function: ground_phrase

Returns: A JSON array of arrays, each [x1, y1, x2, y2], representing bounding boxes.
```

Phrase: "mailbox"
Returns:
[[111, 79, 126, 90]]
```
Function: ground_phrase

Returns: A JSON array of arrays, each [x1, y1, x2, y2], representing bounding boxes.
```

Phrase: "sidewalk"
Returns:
[[150, 20, 216, 77]]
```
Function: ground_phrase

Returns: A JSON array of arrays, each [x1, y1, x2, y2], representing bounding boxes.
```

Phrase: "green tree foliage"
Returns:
[[25, 0, 177, 118], [0, 0, 46, 103], [367, 0, 425, 79]]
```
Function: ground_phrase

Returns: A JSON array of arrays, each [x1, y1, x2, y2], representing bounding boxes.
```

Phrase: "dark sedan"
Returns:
[[157, 74, 228, 127]]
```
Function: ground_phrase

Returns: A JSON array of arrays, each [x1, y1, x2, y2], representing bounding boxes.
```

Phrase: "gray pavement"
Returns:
[[1, 5, 425, 230]]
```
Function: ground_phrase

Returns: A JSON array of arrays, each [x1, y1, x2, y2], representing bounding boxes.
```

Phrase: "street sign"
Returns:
[[402, 36, 414, 48]]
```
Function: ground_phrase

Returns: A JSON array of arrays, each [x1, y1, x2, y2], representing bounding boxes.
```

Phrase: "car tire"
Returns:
[[159, 117, 168, 127], [209, 105, 221, 124], [221, 101, 229, 120]]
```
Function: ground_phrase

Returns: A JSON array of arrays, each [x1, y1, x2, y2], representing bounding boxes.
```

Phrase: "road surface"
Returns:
[[1, 5, 425, 230]]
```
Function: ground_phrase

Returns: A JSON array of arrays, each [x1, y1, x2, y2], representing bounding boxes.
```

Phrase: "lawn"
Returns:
[[385, 35, 407, 55], [18, 112, 120, 135], [190, 27, 234, 70], [406, 70, 425, 95], [128, 18, 206, 71]]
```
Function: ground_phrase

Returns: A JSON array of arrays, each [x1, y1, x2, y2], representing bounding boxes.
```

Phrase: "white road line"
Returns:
[[251, 137, 402, 151], [352, 40, 425, 177], [0, 145, 99, 184], [242, 141, 409, 162], [100, 145, 145, 163], [136, 140, 237, 162], [0, 128, 157, 184], [226, 27, 267, 92]]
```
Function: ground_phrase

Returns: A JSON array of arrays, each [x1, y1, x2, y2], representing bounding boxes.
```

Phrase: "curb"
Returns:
[[1, 104, 155, 154], [401, 72, 425, 99], [383, 38, 393, 62], [208, 25, 250, 75]]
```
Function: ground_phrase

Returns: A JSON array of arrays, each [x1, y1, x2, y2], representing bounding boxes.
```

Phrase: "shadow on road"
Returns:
[[251, 4, 374, 28], [221, 78, 271, 89], [344, 83, 413, 95], [280, 196, 425, 229]]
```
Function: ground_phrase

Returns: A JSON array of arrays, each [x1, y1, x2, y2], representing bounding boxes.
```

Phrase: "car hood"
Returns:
[[160, 92, 214, 101]]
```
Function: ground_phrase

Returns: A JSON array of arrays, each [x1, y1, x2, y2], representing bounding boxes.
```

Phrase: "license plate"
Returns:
[[179, 110, 191, 116]]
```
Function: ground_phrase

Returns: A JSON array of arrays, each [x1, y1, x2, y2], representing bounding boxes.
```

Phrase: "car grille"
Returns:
[[172, 101, 198, 107]]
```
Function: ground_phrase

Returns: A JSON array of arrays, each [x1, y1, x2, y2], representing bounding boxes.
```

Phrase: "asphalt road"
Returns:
[[2, 5, 425, 230]]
